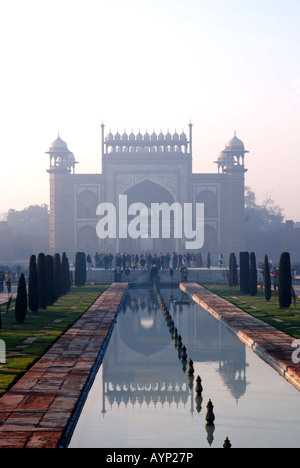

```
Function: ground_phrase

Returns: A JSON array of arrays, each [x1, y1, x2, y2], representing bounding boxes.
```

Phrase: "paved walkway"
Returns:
[[180, 283, 300, 392], [0, 283, 128, 448]]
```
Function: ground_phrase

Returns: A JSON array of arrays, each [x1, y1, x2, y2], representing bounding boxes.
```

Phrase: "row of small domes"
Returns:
[[106, 130, 187, 142]]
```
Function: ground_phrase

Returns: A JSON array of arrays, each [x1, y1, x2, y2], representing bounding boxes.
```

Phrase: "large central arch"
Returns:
[[118, 179, 178, 253]]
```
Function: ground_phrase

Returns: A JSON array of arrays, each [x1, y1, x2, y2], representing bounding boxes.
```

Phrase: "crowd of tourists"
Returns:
[[0, 270, 12, 294], [85, 251, 221, 284], [86, 251, 214, 271]]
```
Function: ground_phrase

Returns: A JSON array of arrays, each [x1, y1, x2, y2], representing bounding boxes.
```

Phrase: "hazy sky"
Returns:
[[0, 0, 300, 220]]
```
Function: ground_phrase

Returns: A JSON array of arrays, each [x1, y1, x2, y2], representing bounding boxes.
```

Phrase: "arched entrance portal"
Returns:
[[118, 179, 178, 253]]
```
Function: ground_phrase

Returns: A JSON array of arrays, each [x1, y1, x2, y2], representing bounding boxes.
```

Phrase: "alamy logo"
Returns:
[[96, 195, 205, 250], [292, 340, 300, 364]]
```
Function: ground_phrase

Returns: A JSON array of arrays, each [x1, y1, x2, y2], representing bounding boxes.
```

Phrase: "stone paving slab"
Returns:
[[0, 283, 128, 448], [180, 283, 300, 392]]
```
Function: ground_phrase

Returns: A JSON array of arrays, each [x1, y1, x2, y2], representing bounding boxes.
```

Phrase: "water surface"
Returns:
[[69, 287, 300, 448]]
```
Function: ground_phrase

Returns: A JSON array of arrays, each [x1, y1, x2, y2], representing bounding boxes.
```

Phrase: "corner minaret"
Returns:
[[46, 134, 77, 252], [216, 132, 249, 253]]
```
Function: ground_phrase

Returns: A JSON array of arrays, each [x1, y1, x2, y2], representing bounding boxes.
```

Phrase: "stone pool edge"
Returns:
[[0, 283, 128, 449], [180, 283, 300, 392]]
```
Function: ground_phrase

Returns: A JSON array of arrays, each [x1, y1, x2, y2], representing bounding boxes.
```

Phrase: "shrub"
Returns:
[[37, 253, 48, 310], [28, 254, 39, 312], [249, 252, 257, 296], [45, 255, 55, 306], [15, 273, 27, 324], [61, 252, 71, 296], [264, 254, 272, 302], [278, 252, 292, 308], [229, 253, 238, 287], [239, 252, 250, 294], [53, 253, 62, 301], [75, 252, 86, 287]]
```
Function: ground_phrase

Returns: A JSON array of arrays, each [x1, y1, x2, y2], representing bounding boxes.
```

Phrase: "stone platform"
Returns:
[[0, 283, 128, 448], [180, 283, 300, 392], [86, 267, 228, 284]]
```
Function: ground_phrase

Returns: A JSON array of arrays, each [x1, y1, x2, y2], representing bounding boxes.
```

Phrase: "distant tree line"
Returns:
[[6, 204, 49, 236], [15, 252, 71, 324], [244, 186, 284, 232]]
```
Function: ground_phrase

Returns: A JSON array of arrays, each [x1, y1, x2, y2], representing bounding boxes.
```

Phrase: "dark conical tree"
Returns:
[[28, 254, 39, 312], [37, 253, 48, 310], [45, 255, 55, 306], [264, 254, 272, 302], [74, 252, 81, 286], [249, 252, 257, 296], [66, 256, 71, 292], [239, 252, 250, 294], [61, 252, 70, 296], [228, 253, 238, 287], [53, 253, 62, 301], [75, 252, 86, 287], [278, 252, 292, 309], [15, 273, 27, 324]]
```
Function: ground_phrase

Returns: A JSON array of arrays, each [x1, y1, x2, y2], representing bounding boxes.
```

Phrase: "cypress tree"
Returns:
[[28, 254, 39, 312], [229, 253, 238, 287], [15, 273, 27, 324], [81, 252, 86, 286], [53, 253, 62, 301], [264, 254, 272, 302], [75, 252, 86, 287], [278, 252, 292, 309], [75, 252, 81, 286], [65, 255, 71, 293], [240, 252, 250, 294], [37, 253, 48, 310], [45, 255, 55, 306], [228, 253, 233, 286], [249, 252, 257, 296], [61, 252, 70, 295]]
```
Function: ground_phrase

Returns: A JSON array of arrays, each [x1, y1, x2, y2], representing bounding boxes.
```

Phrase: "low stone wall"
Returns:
[[86, 267, 228, 284]]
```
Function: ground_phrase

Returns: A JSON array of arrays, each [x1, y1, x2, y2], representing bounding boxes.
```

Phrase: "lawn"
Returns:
[[0, 284, 108, 395], [204, 284, 300, 340]]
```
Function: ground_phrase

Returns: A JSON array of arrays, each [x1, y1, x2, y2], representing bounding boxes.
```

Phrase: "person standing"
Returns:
[[86, 254, 92, 270], [206, 252, 211, 269]]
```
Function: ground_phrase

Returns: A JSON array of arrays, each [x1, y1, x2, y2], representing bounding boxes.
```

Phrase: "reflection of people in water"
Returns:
[[150, 265, 159, 282], [124, 267, 130, 281], [114, 266, 122, 282], [180, 266, 188, 282]]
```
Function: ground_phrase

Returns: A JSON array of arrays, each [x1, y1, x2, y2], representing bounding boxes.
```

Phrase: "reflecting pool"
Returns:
[[69, 287, 300, 448]]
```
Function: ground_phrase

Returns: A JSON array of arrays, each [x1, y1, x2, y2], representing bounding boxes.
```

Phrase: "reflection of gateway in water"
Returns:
[[101, 288, 249, 413]]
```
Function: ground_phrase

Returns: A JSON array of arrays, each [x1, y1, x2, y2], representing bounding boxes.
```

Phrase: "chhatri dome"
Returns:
[[48, 133, 70, 153], [225, 132, 246, 152], [46, 133, 78, 173]]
